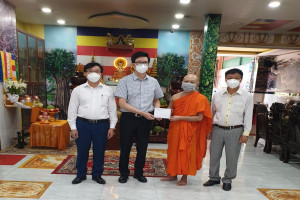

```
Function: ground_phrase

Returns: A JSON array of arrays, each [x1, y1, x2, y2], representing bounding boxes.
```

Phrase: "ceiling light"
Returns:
[[180, 0, 190, 4], [41, 7, 52, 13], [175, 13, 184, 19], [172, 24, 180, 29], [268, 1, 281, 8], [57, 19, 65, 25]]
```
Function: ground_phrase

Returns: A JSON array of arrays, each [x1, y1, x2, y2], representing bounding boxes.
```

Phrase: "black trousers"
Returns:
[[119, 112, 152, 177]]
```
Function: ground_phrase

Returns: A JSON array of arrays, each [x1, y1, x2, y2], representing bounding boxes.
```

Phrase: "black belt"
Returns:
[[214, 124, 243, 130], [123, 112, 143, 117], [77, 117, 109, 124], [123, 111, 153, 118]]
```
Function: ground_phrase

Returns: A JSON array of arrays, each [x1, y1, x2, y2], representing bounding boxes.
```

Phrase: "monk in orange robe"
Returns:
[[161, 74, 213, 186]]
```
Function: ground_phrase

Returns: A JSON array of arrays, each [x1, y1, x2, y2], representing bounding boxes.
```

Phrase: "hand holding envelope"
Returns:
[[154, 108, 172, 119]]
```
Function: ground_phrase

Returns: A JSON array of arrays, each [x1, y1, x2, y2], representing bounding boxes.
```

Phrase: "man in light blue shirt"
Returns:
[[115, 51, 164, 183]]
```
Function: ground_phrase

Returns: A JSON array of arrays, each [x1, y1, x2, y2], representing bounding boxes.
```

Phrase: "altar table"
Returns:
[[29, 120, 70, 150]]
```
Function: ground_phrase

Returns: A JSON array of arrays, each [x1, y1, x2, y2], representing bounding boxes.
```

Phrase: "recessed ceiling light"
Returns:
[[172, 24, 180, 29], [180, 0, 190, 4], [175, 13, 184, 19], [268, 1, 281, 8], [57, 19, 65, 25], [41, 7, 52, 13]]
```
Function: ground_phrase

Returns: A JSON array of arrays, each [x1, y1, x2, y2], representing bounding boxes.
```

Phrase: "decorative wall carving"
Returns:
[[222, 32, 242, 43], [187, 30, 203, 77], [282, 34, 300, 45], [219, 32, 300, 48]]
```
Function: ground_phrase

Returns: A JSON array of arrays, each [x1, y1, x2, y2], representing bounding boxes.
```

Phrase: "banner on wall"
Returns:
[[76, 27, 159, 79], [0, 51, 17, 82]]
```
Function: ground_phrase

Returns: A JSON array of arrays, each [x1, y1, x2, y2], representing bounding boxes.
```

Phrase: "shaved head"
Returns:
[[183, 74, 198, 84]]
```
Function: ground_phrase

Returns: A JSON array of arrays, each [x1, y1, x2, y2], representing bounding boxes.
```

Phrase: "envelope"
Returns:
[[154, 108, 171, 119]]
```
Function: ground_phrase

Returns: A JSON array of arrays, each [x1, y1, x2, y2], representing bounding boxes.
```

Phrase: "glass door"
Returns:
[[17, 30, 46, 104], [17, 32, 29, 81]]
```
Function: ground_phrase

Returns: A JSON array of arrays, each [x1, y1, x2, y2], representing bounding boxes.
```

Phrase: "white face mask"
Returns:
[[87, 72, 101, 83], [135, 64, 148, 74], [226, 79, 240, 89], [181, 82, 196, 92]]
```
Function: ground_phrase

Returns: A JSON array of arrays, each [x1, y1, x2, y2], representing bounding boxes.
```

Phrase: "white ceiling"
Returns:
[[7, 0, 300, 32]]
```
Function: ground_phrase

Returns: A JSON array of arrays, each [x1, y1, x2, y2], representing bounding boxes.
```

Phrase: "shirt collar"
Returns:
[[83, 82, 104, 88], [132, 72, 149, 81], [222, 87, 242, 95]]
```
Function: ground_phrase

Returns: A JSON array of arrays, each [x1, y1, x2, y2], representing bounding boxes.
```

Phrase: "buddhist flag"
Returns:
[[77, 27, 158, 76], [0, 51, 17, 82]]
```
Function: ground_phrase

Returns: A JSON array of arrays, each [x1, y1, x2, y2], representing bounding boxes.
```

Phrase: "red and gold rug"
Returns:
[[0, 154, 26, 165], [52, 155, 167, 177], [104, 149, 167, 159], [258, 188, 300, 200], [0, 180, 51, 198], [19, 155, 68, 169]]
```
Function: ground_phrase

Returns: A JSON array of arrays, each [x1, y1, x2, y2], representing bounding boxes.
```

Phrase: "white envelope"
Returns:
[[154, 108, 171, 119]]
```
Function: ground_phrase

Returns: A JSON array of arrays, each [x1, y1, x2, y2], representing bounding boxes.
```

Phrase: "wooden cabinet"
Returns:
[[17, 30, 46, 104], [149, 119, 169, 143]]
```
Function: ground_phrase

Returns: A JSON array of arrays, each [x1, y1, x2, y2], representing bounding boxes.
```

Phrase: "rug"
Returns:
[[0, 154, 26, 165], [19, 155, 68, 169], [104, 149, 167, 159], [52, 155, 167, 177], [0, 180, 51, 198], [258, 188, 300, 200], [0, 138, 77, 155]]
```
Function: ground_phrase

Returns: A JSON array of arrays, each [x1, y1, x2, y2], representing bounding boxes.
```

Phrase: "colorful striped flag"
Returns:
[[77, 27, 158, 78], [0, 51, 17, 82]]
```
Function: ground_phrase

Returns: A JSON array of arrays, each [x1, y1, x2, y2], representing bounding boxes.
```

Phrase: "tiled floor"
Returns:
[[0, 137, 299, 200]]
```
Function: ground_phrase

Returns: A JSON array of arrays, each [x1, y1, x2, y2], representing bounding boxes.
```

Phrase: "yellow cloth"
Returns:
[[29, 120, 70, 150]]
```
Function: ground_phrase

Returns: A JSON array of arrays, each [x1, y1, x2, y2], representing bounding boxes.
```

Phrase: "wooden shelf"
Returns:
[[149, 133, 167, 143], [107, 44, 134, 51], [4, 104, 18, 108]]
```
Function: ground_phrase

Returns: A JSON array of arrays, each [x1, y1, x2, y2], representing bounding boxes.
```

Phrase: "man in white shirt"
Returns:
[[203, 68, 253, 191], [68, 62, 118, 185]]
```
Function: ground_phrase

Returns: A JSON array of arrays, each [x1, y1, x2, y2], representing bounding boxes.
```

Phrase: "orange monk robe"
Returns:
[[166, 91, 213, 176]]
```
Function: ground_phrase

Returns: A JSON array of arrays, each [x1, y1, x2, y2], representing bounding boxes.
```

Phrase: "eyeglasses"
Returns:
[[134, 61, 149, 65], [86, 70, 101, 73]]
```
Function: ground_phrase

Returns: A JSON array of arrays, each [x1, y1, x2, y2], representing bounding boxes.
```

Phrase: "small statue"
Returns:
[[117, 35, 125, 45], [106, 33, 114, 44], [126, 34, 134, 45], [111, 58, 127, 82]]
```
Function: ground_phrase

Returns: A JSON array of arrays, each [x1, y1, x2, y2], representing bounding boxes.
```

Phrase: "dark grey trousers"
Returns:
[[209, 126, 243, 184]]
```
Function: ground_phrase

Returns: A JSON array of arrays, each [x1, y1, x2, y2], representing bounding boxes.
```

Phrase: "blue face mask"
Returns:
[[181, 82, 195, 92]]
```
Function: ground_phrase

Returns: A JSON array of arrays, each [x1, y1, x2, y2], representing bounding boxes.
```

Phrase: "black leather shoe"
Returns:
[[92, 176, 106, 184], [133, 175, 147, 183], [223, 183, 232, 191], [203, 180, 220, 186], [72, 176, 86, 184], [118, 176, 128, 183]]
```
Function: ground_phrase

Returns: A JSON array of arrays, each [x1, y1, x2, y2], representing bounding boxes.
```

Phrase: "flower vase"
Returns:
[[5, 93, 18, 105], [5, 94, 14, 105]]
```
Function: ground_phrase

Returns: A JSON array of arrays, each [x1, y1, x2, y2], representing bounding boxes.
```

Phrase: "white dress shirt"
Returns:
[[211, 88, 253, 136], [67, 82, 118, 130]]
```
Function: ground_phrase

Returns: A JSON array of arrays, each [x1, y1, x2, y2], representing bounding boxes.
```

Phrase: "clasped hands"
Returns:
[[141, 112, 162, 121]]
